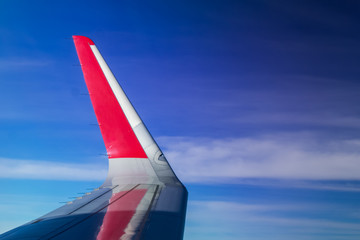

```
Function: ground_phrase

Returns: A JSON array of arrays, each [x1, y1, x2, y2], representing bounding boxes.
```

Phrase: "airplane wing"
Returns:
[[0, 36, 188, 240]]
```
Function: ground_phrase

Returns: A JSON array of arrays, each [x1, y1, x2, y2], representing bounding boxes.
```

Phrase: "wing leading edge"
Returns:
[[0, 36, 187, 240]]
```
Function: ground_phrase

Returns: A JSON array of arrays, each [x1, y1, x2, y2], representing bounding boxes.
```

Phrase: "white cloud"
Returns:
[[0, 158, 107, 181], [159, 135, 360, 182], [185, 200, 360, 240], [1, 134, 360, 183], [190, 200, 311, 213]]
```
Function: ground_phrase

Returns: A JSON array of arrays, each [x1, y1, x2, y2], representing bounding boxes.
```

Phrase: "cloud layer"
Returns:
[[0, 158, 106, 181], [1, 134, 360, 182], [185, 200, 360, 240], [160, 135, 360, 181]]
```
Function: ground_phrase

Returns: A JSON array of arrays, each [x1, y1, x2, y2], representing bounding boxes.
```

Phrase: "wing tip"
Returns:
[[72, 35, 95, 45]]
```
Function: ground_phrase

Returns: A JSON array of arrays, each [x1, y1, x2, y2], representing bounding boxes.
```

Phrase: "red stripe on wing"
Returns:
[[73, 36, 147, 159], [96, 189, 147, 240]]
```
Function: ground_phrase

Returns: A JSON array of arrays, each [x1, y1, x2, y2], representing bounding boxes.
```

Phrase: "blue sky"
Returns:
[[1, 0, 360, 239]]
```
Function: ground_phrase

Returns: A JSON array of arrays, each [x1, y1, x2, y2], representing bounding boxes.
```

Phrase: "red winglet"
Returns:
[[73, 36, 147, 159]]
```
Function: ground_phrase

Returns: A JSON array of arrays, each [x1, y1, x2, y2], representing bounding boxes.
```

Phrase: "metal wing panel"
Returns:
[[0, 184, 187, 240]]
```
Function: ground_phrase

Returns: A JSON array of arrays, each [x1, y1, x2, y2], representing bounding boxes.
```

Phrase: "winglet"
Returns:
[[73, 35, 147, 159], [73, 36, 180, 185]]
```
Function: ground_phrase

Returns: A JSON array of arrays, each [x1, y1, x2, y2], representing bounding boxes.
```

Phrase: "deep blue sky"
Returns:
[[1, 1, 360, 239]]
